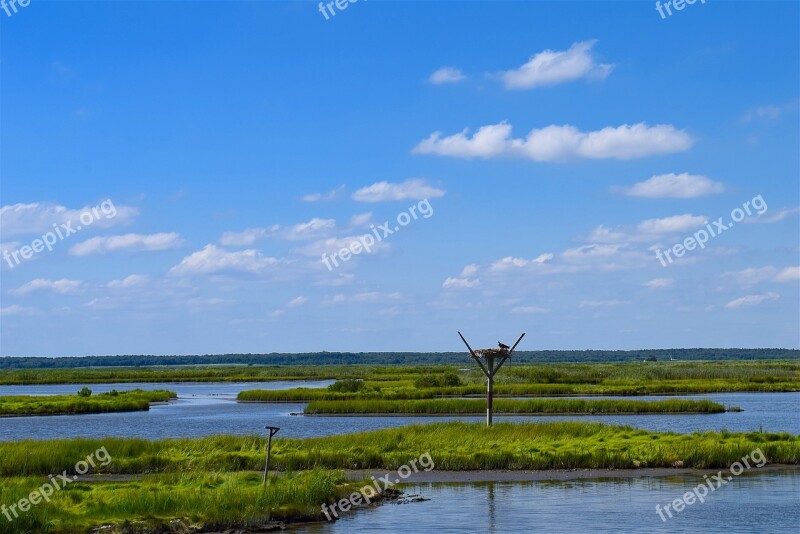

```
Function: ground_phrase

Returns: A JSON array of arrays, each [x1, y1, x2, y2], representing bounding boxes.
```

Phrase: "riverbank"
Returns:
[[300, 398, 729, 415], [2, 421, 798, 533], [0, 389, 176, 417]]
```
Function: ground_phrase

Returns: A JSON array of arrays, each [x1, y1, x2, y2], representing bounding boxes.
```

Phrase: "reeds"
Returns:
[[0, 389, 176, 417], [302, 398, 727, 415]]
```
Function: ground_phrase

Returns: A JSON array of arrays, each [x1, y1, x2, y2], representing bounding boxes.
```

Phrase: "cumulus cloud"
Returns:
[[169, 244, 280, 275], [293, 234, 390, 257], [512, 305, 548, 314], [219, 227, 278, 247], [498, 40, 613, 89], [725, 292, 780, 309], [745, 206, 799, 224], [349, 212, 373, 227], [429, 67, 467, 85], [563, 244, 624, 261], [70, 233, 182, 256], [443, 276, 480, 289], [0, 201, 138, 237], [442, 264, 482, 289], [721, 267, 777, 286], [579, 299, 629, 308], [636, 214, 706, 235], [0, 305, 39, 316], [741, 101, 798, 123], [107, 274, 150, 288], [620, 173, 724, 198], [644, 278, 673, 289], [325, 291, 402, 304], [302, 185, 345, 203], [12, 278, 82, 295], [774, 267, 800, 282], [352, 179, 446, 202], [220, 218, 335, 246], [413, 122, 693, 161], [287, 295, 308, 307], [490, 254, 553, 271]]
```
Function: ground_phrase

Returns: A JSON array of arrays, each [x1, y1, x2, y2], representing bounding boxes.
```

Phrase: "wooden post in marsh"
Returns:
[[458, 332, 525, 427], [263, 426, 280, 485]]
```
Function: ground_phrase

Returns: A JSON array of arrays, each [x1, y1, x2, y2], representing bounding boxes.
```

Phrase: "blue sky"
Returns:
[[1, 0, 798, 356]]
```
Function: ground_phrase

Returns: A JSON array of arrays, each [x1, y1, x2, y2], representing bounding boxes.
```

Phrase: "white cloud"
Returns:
[[490, 254, 553, 271], [269, 309, 286, 317], [0, 305, 38, 316], [107, 274, 150, 288], [745, 206, 799, 224], [293, 234, 390, 257], [349, 212, 373, 227], [498, 40, 613, 89], [169, 244, 280, 275], [721, 267, 777, 286], [220, 218, 335, 246], [585, 225, 630, 244], [287, 295, 308, 307], [352, 291, 402, 303], [326, 291, 402, 304], [636, 214, 706, 235], [283, 218, 336, 240], [579, 299, 629, 308], [352, 179, 446, 202], [302, 185, 345, 203], [219, 227, 278, 246], [461, 264, 480, 277], [70, 233, 182, 256], [725, 292, 780, 309], [644, 278, 673, 289], [12, 278, 82, 295], [443, 276, 480, 289], [620, 173, 724, 198], [429, 67, 467, 85], [442, 264, 482, 289], [742, 105, 781, 122], [774, 267, 800, 283], [741, 101, 798, 123], [413, 122, 693, 161], [512, 305, 548, 314], [0, 201, 138, 237], [563, 244, 624, 261]]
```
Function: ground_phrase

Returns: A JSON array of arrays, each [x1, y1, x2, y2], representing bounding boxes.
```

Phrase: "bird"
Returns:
[[498, 341, 510, 350]]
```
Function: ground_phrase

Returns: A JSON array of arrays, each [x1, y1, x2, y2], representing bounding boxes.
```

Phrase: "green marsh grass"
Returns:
[[2, 422, 797, 478], [0, 389, 176, 417], [0, 470, 359, 534], [302, 398, 727, 415]]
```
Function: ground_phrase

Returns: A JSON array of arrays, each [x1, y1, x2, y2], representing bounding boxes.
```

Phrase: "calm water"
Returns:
[[292, 469, 800, 533], [0, 383, 797, 441]]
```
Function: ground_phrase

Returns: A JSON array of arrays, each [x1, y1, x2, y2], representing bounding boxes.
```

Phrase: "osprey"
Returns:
[[498, 341, 510, 350]]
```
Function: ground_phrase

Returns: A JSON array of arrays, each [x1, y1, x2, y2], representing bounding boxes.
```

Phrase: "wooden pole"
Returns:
[[263, 426, 280, 486], [457, 332, 524, 427], [486, 355, 494, 426]]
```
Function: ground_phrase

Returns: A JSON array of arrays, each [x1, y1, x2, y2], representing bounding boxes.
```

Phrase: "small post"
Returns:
[[486, 354, 494, 426], [263, 426, 280, 486]]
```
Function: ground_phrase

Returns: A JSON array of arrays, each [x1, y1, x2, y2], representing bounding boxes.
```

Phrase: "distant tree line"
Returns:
[[0, 348, 797, 369]]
